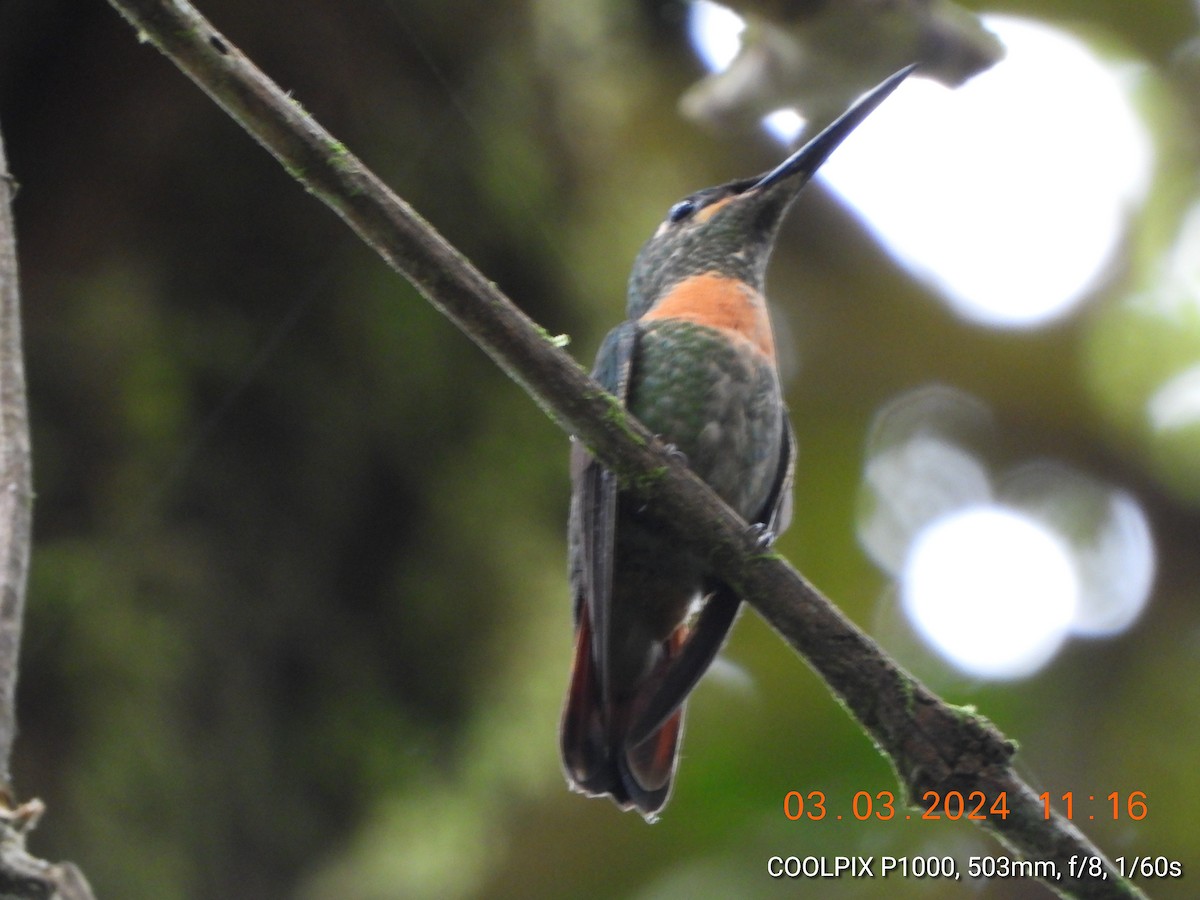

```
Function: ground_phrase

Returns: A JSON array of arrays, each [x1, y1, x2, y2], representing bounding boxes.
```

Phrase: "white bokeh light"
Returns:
[[1000, 461, 1156, 637], [687, 9, 1155, 328], [1149, 363, 1200, 432], [902, 506, 1079, 680], [859, 434, 991, 574], [762, 108, 807, 143], [860, 387, 1156, 676], [688, 0, 744, 72], [1070, 489, 1156, 636], [820, 16, 1152, 327]]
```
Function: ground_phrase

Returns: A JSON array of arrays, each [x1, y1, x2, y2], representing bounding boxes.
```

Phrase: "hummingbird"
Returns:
[[561, 67, 914, 820]]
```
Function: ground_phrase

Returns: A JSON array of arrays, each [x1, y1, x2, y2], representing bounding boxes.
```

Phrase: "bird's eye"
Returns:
[[667, 199, 695, 223]]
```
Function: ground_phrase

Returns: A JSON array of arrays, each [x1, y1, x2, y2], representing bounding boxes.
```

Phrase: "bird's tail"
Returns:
[[560, 606, 685, 820]]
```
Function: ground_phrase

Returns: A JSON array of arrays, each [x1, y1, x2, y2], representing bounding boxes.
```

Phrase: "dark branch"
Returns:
[[103, 2, 1144, 897]]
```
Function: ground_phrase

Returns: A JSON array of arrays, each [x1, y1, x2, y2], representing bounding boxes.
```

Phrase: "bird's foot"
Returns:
[[660, 441, 689, 466], [747, 522, 776, 549]]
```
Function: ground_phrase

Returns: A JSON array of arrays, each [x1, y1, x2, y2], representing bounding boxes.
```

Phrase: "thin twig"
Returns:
[[103, 2, 1146, 897], [0, 118, 32, 791], [0, 121, 98, 900]]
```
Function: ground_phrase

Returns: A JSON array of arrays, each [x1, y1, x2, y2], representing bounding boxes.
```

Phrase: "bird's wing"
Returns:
[[572, 322, 636, 706], [625, 584, 739, 749], [563, 322, 638, 794], [761, 415, 797, 537]]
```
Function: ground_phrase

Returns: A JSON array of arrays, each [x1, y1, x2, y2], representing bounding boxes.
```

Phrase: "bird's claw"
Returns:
[[747, 522, 776, 549], [661, 441, 689, 466]]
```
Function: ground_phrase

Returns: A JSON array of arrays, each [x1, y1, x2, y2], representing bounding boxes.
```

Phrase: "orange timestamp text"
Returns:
[[783, 789, 1152, 823]]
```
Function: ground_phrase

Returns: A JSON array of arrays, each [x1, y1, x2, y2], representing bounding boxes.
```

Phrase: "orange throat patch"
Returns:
[[641, 272, 776, 358]]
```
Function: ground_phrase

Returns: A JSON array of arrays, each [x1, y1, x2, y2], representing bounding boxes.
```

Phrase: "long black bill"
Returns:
[[750, 64, 917, 193]]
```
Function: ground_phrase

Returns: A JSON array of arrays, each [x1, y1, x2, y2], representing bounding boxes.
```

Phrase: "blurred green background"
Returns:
[[1, 1, 1198, 897]]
